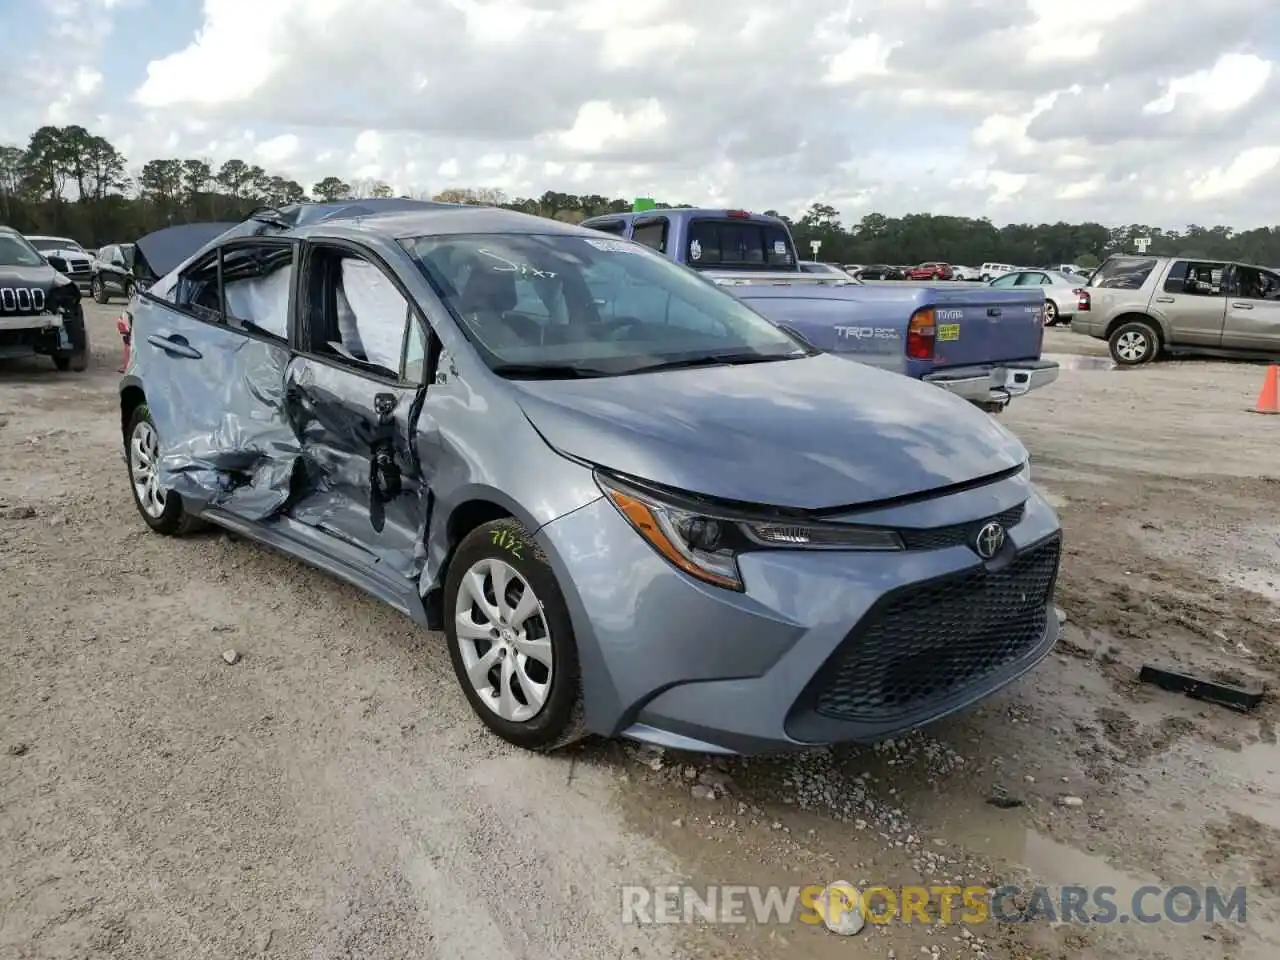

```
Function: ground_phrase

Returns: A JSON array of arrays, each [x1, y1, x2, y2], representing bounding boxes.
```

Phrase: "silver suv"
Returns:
[[1072, 255, 1280, 365]]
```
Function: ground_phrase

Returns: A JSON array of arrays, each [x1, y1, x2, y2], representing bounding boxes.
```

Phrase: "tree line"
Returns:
[[4, 124, 1280, 267]]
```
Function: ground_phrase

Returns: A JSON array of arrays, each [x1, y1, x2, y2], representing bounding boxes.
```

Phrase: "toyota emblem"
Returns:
[[974, 521, 1006, 560]]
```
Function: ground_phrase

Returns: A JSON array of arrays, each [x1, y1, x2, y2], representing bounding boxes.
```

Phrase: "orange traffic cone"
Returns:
[[1251, 363, 1279, 415]]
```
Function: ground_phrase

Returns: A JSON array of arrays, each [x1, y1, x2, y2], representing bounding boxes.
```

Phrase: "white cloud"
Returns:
[[254, 133, 299, 165], [1188, 146, 1280, 201], [1142, 53, 1272, 116], [2, 0, 1279, 226], [552, 100, 668, 154]]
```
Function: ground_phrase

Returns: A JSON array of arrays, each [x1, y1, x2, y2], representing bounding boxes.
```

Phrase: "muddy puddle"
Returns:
[[1042, 352, 1117, 371]]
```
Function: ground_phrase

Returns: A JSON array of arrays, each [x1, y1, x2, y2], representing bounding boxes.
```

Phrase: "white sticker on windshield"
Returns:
[[773, 240, 786, 256], [583, 238, 641, 254], [690, 239, 702, 261]]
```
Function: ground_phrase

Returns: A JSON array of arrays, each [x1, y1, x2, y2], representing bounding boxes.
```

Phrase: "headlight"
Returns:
[[595, 472, 903, 592]]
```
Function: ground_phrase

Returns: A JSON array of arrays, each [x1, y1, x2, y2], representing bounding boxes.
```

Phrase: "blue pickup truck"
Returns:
[[580, 208, 1059, 411]]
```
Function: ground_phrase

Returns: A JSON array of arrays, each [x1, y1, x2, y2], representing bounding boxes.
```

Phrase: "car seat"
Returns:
[[457, 267, 540, 345]]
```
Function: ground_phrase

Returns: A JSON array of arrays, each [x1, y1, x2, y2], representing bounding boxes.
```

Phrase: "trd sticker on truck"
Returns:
[[834, 326, 899, 341], [937, 324, 961, 341]]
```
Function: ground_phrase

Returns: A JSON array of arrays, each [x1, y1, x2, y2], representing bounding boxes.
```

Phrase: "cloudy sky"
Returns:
[[1, 0, 1278, 227]]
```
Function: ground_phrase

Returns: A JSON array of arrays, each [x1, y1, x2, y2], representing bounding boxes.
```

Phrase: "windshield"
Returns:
[[0, 234, 46, 267], [685, 218, 796, 270], [403, 232, 810, 376], [27, 237, 82, 253]]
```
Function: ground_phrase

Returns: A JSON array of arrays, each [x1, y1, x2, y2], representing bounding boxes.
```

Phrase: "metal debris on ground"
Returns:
[[1138, 663, 1264, 712]]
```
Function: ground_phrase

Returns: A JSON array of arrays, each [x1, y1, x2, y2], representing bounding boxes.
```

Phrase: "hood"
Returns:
[[135, 222, 240, 279], [510, 353, 1027, 511], [35, 246, 87, 260], [0, 263, 60, 285]]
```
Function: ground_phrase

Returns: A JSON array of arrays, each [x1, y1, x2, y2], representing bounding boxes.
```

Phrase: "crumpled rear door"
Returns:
[[132, 299, 299, 521]]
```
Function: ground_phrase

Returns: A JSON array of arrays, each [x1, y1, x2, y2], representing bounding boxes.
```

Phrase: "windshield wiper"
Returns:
[[490, 362, 612, 380], [628, 351, 807, 374]]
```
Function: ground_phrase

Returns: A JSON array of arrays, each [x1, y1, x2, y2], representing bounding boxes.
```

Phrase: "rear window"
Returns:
[[1089, 257, 1158, 289], [686, 219, 795, 270]]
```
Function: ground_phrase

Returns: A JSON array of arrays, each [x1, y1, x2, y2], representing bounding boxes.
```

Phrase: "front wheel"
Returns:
[[53, 313, 89, 371], [91, 276, 110, 303], [445, 518, 585, 752], [1044, 300, 1059, 326], [1109, 320, 1160, 365]]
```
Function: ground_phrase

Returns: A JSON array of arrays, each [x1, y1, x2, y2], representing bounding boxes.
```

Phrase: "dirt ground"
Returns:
[[2, 306, 1279, 960]]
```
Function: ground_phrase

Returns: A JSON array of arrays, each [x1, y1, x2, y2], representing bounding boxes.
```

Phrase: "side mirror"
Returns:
[[46, 255, 69, 274]]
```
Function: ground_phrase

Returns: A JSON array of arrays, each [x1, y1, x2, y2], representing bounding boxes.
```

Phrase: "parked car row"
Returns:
[[111, 199, 1064, 757]]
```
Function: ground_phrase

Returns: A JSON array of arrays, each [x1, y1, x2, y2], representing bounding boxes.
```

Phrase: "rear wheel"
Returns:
[[126, 405, 205, 535], [444, 518, 585, 752], [1109, 320, 1160, 365]]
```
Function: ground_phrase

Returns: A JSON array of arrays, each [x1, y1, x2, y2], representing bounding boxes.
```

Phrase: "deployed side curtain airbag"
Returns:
[[223, 267, 292, 338], [341, 259, 409, 372]]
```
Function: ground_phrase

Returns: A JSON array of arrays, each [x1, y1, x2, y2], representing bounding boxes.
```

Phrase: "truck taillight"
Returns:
[[1076, 289, 1090, 311], [906, 307, 936, 360], [725, 209, 751, 219]]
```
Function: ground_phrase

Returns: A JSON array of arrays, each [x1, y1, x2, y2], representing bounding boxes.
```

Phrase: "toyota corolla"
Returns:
[[118, 199, 1062, 754]]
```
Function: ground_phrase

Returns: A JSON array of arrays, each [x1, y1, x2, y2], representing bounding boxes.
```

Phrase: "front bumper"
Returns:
[[0, 314, 67, 360], [923, 360, 1059, 404], [536, 470, 1062, 755]]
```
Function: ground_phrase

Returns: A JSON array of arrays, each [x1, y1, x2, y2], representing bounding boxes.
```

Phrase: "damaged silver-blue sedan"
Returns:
[[119, 199, 1062, 754]]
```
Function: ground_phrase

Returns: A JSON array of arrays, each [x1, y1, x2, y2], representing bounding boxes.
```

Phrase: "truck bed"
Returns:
[[729, 283, 1047, 370], [725, 282, 1057, 407]]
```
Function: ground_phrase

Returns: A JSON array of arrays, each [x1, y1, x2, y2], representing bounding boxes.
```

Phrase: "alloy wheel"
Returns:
[[1115, 331, 1148, 362], [454, 558, 553, 723], [129, 420, 167, 518]]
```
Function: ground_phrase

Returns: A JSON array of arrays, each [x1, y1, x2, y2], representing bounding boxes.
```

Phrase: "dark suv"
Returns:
[[90, 243, 138, 303]]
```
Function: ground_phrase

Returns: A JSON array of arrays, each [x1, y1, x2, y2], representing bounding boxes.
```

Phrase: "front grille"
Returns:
[[899, 502, 1025, 551], [807, 534, 1060, 723], [66, 258, 91, 278]]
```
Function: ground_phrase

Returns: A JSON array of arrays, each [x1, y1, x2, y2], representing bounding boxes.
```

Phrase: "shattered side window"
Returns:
[[174, 251, 225, 322], [221, 243, 294, 340], [301, 244, 417, 380]]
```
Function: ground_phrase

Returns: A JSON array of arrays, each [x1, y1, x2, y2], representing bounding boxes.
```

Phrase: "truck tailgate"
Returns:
[[929, 289, 1045, 367]]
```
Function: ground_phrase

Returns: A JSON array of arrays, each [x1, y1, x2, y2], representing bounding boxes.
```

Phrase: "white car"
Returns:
[[987, 268, 1089, 326], [950, 265, 981, 280], [25, 234, 94, 292], [979, 262, 1016, 281]]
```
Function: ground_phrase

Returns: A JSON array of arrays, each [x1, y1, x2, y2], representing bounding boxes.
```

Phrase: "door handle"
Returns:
[[146, 334, 202, 359], [1154, 296, 1175, 303], [1232, 302, 1254, 309], [373, 392, 397, 425]]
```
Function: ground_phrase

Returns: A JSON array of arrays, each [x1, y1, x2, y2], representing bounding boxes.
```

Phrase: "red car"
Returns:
[[904, 261, 954, 280]]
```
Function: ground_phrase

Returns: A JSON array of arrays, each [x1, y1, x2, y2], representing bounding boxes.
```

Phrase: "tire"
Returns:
[[52, 313, 89, 371], [123, 279, 135, 300], [1108, 319, 1160, 366], [1044, 300, 1058, 326], [125, 404, 205, 535], [91, 276, 109, 304], [444, 518, 586, 752]]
